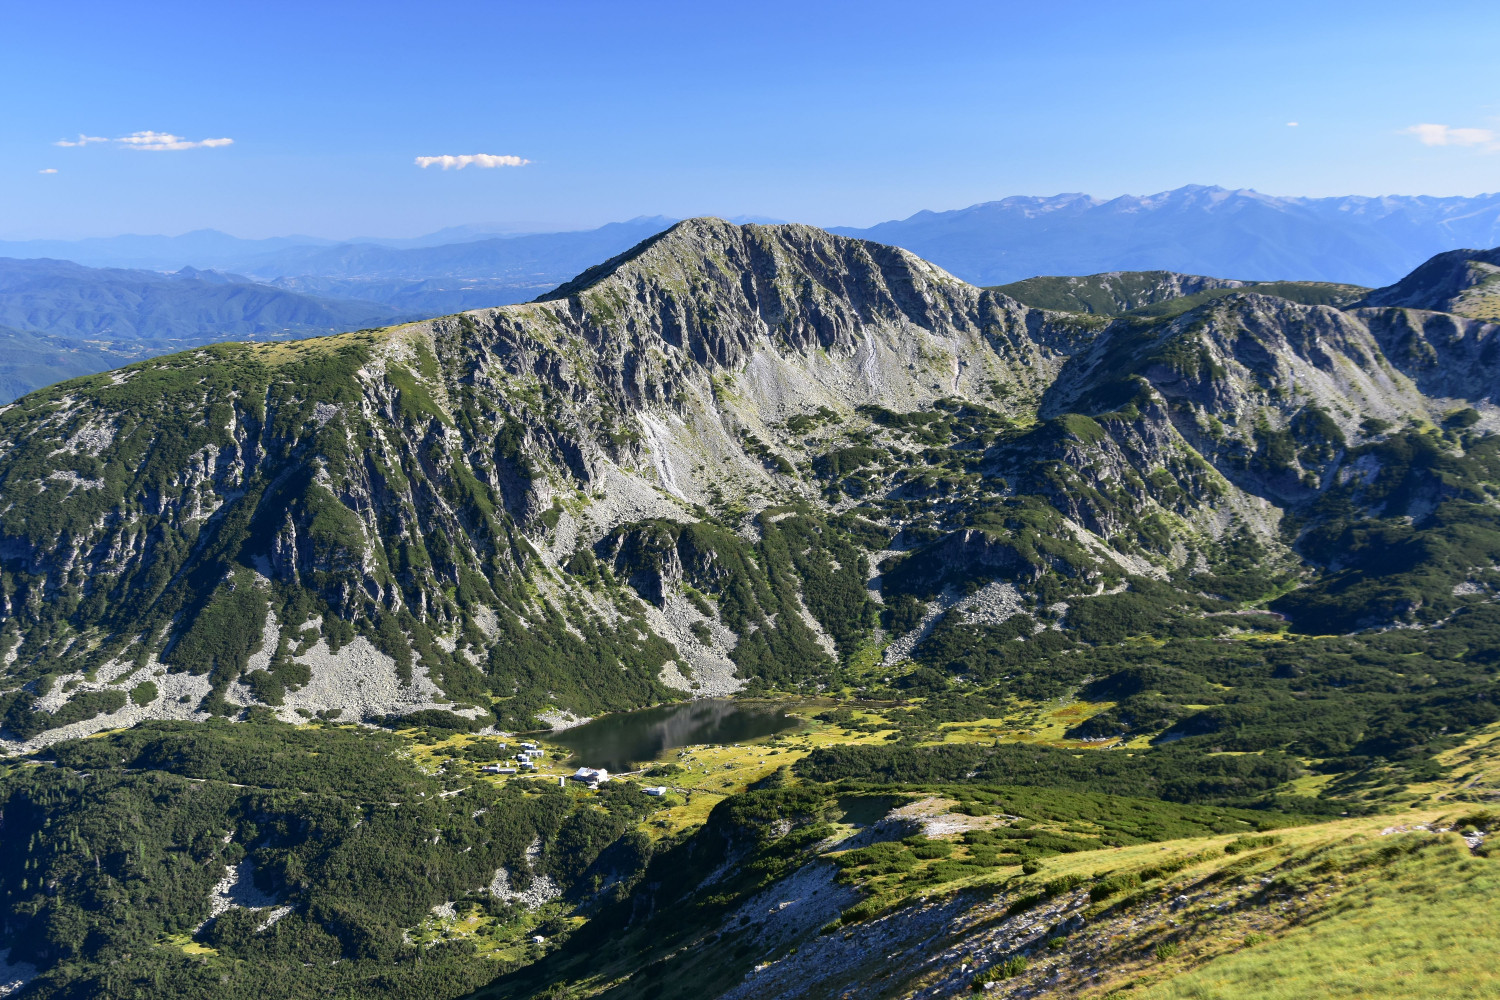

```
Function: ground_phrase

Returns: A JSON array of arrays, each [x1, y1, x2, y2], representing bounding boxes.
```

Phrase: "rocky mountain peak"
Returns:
[[538, 217, 974, 346], [0, 232, 1497, 751]]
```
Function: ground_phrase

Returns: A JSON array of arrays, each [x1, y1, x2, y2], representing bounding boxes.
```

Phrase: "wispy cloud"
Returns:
[[54, 131, 233, 151], [38, 168, 58, 174], [115, 131, 233, 151], [1404, 123, 1498, 150], [415, 153, 530, 170], [1286, 121, 1299, 127]]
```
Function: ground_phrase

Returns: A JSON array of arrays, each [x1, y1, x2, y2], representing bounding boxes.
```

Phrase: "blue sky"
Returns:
[[4, 0, 1498, 239]]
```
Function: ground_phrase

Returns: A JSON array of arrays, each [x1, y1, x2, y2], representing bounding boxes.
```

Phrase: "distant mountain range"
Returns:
[[249, 218, 680, 312], [0, 218, 676, 273], [0, 325, 145, 405], [0, 221, 696, 401], [0, 258, 412, 401], [832, 185, 1500, 287], [0, 224, 562, 270], [0, 230, 336, 272], [0, 258, 406, 340], [12, 190, 1500, 295], [0, 218, 681, 318], [4, 188, 1500, 403]]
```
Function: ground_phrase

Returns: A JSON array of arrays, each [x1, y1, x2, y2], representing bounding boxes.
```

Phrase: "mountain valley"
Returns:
[[0, 220, 1498, 1000]]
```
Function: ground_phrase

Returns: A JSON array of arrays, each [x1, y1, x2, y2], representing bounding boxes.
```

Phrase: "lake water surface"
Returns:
[[548, 699, 801, 771]]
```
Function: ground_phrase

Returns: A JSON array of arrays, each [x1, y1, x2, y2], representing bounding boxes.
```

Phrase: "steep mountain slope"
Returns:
[[835, 186, 1500, 286], [0, 220, 1496, 755], [0, 220, 1055, 742], [1, 222, 1500, 1000], [472, 774, 1498, 1000]]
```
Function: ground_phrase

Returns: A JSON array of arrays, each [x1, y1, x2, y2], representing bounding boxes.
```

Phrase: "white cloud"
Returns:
[[414, 153, 530, 170], [38, 168, 58, 174], [1286, 121, 1299, 127], [53, 130, 234, 151], [115, 131, 234, 151], [1404, 123, 1497, 149]]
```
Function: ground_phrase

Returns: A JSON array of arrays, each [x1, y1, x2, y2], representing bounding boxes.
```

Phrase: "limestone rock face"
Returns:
[[1357, 307, 1500, 403], [0, 220, 1495, 743]]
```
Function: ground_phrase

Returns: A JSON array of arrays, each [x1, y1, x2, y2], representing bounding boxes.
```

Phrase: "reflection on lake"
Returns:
[[548, 700, 800, 772]]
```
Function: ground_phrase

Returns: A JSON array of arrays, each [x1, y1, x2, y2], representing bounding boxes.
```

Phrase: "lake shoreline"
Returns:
[[544, 698, 811, 772]]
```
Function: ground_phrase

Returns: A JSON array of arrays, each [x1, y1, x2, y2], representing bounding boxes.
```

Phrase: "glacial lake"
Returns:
[[548, 699, 802, 772]]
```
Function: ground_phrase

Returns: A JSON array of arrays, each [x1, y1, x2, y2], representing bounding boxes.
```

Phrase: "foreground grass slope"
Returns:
[[1130, 826, 1497, 1000], [468, 783, 1497, 1000]]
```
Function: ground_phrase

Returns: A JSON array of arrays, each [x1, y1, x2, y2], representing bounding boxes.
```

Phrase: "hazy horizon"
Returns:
[[7, 185, 1500, 245], [6, 0, 1499, 240]]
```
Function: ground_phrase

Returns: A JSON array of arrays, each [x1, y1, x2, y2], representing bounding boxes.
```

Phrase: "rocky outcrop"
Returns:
[[1357, 306, 1500, 402], [1356, 247, 1500, 320]]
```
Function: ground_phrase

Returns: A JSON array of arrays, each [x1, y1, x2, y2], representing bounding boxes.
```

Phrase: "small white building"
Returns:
[[571, 767, 609, 786], [644, 786, 668, 797]]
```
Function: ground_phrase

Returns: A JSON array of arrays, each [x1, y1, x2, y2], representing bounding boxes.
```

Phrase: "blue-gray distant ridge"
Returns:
[[832, 185, 1500, 287]]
